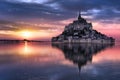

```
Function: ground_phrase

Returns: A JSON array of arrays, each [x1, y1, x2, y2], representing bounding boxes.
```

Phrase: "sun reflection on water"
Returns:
[[23, 41, 31, 55]]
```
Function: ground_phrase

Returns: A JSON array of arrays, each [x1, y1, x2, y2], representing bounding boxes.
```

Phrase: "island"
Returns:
[[52, 12, 115, 43]]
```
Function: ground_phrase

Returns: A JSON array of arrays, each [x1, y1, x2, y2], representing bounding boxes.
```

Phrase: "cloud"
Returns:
[[0, 0, 75, 22], [52, 0, 120, 10], [0, 0, 120, 31], [6, 0, 51, 4], [0, 0, 119, 22], [54, 0, 120, 20], [0, 20, 62, 32]]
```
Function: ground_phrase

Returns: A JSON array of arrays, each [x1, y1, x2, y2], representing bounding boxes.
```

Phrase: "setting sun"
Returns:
[[20, 31, 32, 39]]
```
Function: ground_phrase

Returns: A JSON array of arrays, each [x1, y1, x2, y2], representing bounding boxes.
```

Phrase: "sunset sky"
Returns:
[[0, 0, 120, 41]]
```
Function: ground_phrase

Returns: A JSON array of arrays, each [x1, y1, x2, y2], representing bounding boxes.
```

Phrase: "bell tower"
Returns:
[[78, 11, 82, 20]]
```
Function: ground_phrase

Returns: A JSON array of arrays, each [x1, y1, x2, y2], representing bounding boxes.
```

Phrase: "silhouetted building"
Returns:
[[52, 12, 115, 43]]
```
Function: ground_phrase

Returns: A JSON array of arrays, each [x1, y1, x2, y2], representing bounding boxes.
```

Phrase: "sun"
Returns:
[[20, 31, 32, 39]]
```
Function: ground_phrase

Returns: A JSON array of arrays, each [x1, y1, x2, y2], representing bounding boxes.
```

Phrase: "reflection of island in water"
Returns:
[[52, 43, 114, 72]]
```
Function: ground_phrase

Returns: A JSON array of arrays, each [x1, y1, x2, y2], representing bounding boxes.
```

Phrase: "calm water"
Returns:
[[0, 42, 120, 80]]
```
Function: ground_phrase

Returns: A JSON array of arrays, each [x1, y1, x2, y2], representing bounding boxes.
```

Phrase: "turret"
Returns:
[[78, 11, 82, 20], [77, 11, 87, 23]]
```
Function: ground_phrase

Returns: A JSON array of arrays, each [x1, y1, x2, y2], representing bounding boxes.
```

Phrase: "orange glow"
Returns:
[[14, 29, 61, 40], [20, 30, 32, 39], [23, 42, 32, 55], [93, 46, 120, 63]]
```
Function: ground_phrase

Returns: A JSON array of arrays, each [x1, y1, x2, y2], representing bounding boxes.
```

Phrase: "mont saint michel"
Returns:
[[52, 13, 115, 43]]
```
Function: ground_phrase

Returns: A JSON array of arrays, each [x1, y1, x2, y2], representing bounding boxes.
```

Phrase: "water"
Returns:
[[0, 42, 120, 80]]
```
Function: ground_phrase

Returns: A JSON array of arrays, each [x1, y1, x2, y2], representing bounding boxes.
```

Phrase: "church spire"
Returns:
[[78, 11, 82, 20]]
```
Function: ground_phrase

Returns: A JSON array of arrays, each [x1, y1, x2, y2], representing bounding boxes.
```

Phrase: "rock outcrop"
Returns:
[[52, 12, 115, 43]]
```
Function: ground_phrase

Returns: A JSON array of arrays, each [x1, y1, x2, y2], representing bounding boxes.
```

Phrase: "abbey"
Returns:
[[52, 12, 115, 43], [65, 13, 92, 31]]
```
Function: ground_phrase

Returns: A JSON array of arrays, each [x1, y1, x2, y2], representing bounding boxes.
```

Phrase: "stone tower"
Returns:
[[78, 11, 82, 20]]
